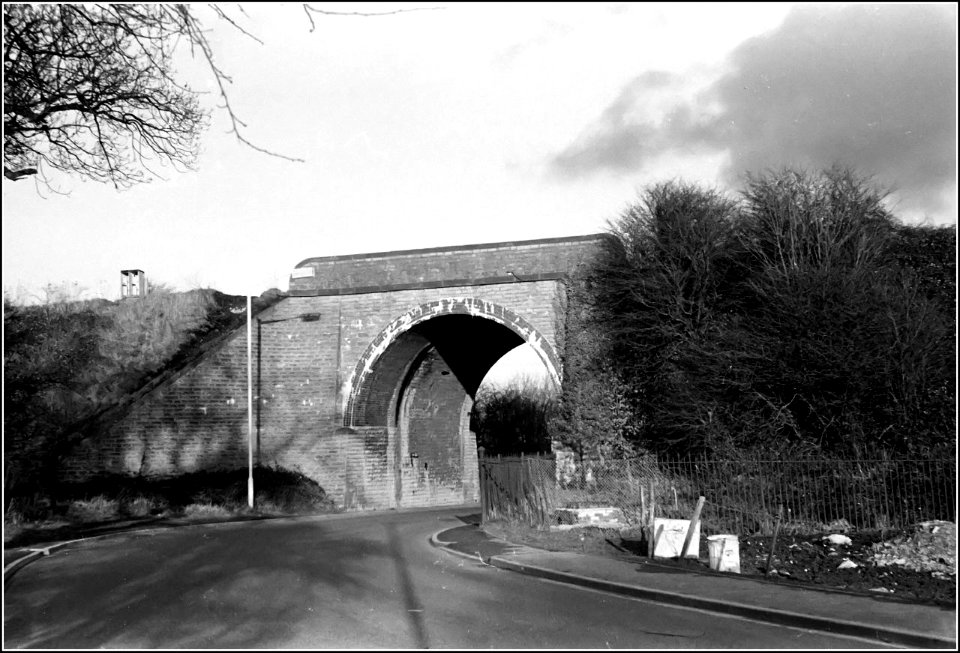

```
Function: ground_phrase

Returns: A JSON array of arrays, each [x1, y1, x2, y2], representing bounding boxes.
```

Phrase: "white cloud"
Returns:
[[550, 4, 958, 224]]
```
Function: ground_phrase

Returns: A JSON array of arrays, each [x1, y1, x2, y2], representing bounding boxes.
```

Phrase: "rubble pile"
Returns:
[[871, 520, 956, 578]]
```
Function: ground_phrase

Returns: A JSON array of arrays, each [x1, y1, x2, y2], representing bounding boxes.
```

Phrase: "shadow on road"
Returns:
[[385, 522, 429, 649], [4, 518, 412, 648], [454, 513, 481, 526]]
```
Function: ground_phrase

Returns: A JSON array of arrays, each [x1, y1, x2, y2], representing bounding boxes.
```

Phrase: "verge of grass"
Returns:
[[4, 464, 339, 546], [182, 503, 234, 519], [66, 496, 119, 522]]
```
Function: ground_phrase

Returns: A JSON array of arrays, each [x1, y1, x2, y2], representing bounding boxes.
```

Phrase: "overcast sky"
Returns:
[[3, 2, 957, 304]]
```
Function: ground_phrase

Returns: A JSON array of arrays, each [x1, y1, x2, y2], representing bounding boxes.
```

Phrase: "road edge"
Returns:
[[428, 526, 956, 650], [4, 541, 79, 584]]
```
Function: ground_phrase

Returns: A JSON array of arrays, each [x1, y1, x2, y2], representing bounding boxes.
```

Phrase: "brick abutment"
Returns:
[[63, 235, 608, 510]]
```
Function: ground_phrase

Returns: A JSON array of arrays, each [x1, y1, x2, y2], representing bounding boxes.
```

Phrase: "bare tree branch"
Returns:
[[4, 3, 436, 188], [4, 4, 207, 188], [301, 3, 442, 32], [209, 3, 264, 45]]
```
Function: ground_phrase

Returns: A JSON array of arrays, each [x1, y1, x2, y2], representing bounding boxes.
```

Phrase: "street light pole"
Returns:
[[247, 294, 254, 509], [243, 306, 319, 511]]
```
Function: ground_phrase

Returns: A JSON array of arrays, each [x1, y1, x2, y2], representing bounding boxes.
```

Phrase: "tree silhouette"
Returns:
[[4, 4, 440, 188], [584, 168, 955, 458], [4, 4, 219, 187]]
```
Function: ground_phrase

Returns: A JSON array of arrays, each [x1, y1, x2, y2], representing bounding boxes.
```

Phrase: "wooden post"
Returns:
[[478, 446, 486, 524], [766, 505, 784, 576], [520, 452, 529, 526], [682, 496, 706, 559], [647, 478, 656, 558], [639, 484, 647, 534]]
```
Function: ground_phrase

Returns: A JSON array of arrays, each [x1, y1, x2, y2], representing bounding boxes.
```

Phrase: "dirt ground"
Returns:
[[485, 519, 957, 607]]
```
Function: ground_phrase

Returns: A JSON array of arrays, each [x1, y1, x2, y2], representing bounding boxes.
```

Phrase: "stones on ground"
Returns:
[[870, 520, 956, 577], [823, 533, 852, 546], [838, 558, 859, 569], [551, 507, 628, 531]]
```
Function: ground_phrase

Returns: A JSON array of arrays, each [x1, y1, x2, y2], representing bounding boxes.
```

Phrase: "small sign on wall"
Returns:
[[291, 267, 315, 279]]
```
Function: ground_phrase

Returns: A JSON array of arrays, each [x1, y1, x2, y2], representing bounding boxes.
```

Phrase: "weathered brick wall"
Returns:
[[289, 234, 605, 294], [63, 235, 604, 510], [341, 285, 565, 426], [398, 348, 477, 506], [63, 334, 254, 479]]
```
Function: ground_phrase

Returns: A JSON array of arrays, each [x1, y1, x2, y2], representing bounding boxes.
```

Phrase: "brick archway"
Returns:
[[65, 234, 607, 510], [343, 297, 560, 428]]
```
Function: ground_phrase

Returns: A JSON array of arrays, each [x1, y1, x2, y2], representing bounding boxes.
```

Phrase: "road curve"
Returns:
[[3, 508, 890, 649]]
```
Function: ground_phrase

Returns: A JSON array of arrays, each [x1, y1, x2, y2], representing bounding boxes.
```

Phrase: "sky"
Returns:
[[3, 2, 957, 305]]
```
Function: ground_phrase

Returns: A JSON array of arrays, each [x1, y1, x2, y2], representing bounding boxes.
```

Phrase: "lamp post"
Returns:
[[249, 308, 322, 510], [247, 295, 254, 509]]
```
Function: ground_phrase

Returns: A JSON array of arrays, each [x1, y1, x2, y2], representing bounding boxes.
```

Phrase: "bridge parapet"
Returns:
[[288, 233, 609, 295]]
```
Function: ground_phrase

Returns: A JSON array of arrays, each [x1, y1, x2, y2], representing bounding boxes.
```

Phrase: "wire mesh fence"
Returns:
[[478, 452, 956, 536]]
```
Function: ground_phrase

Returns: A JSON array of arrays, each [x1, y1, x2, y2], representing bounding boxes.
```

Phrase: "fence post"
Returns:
[[647, 477, 657, 558], [578, 442, 585, 487], [640, 485, 647, 529], [520, 452, 528, 526], [765, 505, 784, 576], [682, 496, 705, 559], [478, 446, 486, 524]]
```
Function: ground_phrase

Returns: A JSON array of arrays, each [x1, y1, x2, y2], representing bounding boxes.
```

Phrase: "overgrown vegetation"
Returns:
[[554, 166, 955, 459], [3, 284, 278, 507], [472, 376, 557, 456], [4, 465, 338, 546], [549, 275, 641, 461]]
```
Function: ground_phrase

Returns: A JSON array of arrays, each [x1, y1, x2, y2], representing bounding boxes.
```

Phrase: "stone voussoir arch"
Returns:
[[343, 297, 560, 427]]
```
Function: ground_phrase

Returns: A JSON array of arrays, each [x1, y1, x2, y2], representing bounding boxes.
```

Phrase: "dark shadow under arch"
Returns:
[[344, 298, 559, 428]]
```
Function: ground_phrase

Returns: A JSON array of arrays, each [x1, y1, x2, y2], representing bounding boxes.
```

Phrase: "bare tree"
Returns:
[[4, 4, 441, 189], [5, 4, 209, 187]]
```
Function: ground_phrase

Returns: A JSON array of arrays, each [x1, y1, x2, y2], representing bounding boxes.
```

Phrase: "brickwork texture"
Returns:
[[63, 235, 607, 510]]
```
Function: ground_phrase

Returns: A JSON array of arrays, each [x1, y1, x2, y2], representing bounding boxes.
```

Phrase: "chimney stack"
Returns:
[[120, 269, 148, 299]]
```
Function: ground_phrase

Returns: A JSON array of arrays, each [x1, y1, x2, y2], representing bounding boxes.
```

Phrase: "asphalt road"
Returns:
[[3, 507, 889, 649]]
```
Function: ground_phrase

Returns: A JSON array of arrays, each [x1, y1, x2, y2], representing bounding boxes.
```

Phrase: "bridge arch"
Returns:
[[64, 235, 609, 511], [343, 297, 560, 429]]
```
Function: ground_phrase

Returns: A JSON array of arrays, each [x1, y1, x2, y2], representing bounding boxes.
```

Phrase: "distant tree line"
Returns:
[[477, 166, 955, 460], [472, 377, 556, 457]]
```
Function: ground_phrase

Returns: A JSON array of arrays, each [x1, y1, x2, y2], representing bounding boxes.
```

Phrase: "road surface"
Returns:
[[3, 507, 888, 648]]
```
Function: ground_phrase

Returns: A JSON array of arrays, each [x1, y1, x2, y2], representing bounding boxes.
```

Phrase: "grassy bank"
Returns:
[[4, 465, 338, 547]]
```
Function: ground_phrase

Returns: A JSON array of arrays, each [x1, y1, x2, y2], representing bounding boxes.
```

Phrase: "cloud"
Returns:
[[552, 4, 958, 220], [552, 71, 679, 173]]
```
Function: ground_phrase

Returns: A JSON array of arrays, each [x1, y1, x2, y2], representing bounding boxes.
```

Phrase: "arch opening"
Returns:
[[345, 298, 560, 429], [342, 299, 561, 507]]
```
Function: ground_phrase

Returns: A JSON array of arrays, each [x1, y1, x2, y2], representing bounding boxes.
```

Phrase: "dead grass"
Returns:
[[66, 496, 119, 522], [122, 495, 160, 518], [4, 465, 339, 547], [182, 503, 234, 519]]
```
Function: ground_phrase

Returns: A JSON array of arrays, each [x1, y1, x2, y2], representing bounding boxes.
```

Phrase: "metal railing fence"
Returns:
[[479, 453, 956, 536]]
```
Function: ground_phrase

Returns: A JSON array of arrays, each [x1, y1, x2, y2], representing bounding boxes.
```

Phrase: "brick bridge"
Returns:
[[66, 234, 608, 510]]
